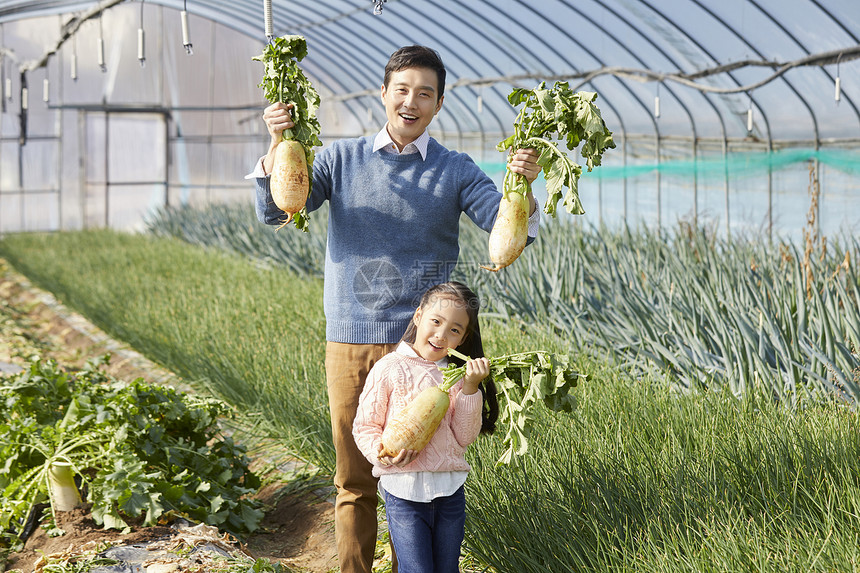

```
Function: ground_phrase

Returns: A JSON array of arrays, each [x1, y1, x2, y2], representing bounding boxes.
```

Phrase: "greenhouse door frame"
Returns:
[[80, 107, 170, 230]]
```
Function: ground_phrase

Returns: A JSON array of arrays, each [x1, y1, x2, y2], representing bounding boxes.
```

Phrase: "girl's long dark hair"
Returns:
[[400, 281, 499, 434]]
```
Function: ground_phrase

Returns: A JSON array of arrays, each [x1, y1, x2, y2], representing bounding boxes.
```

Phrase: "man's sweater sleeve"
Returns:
[[456, 152, 540, 244], [456, 154, 502, 234], [253, 175, 286, 225]]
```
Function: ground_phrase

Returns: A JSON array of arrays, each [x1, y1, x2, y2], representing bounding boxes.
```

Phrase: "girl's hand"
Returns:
[[461, 357, 490, 395], [376, 443, 419, 468]]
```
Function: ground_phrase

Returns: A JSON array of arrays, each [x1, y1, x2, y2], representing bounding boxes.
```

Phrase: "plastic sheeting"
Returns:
[[0, 0, 857, 237]]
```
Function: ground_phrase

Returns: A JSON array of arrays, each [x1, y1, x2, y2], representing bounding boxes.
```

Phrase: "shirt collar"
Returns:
[[373, 125, 430, 160], [396, 340, 449, 367]]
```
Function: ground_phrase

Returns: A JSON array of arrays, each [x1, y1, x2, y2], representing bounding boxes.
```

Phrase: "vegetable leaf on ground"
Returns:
[[0, 356, 263, 553]]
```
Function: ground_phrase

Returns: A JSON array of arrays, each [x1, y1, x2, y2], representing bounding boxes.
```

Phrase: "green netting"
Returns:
[[478, 148, 860, 180]]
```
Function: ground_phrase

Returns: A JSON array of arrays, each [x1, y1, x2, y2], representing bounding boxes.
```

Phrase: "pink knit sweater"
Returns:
[[353, 344, 484, 477]]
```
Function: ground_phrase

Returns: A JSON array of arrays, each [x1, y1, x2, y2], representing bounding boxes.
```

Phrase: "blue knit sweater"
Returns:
[[255, 135, 518, 344]]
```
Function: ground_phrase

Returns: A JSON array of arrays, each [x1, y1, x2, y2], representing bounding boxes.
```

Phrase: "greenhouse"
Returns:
[[0, 0, 857, 239], [1, 2, 860, 573]]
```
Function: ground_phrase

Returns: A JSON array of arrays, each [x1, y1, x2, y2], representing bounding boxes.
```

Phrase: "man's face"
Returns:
[[381, 67, 444, 150]]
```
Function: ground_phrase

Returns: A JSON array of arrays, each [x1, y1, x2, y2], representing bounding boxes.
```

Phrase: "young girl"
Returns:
[[352, 281, 498, 572]]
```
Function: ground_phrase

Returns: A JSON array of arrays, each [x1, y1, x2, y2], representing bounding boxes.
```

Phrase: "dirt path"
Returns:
[[0, 259, 340, 573]]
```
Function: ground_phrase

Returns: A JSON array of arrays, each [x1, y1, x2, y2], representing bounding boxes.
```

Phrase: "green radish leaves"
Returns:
[[491, 351, 581, 465], [0, 356, 263, 549], [497, 81, 615, 217], [443, 349, 583, 465], [254, 35, 322, 150]]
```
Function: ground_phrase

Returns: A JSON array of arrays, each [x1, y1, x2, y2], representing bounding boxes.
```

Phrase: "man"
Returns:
[[251, 45, 541, 573]]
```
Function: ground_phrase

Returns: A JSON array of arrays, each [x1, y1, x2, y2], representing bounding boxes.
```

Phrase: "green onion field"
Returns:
[[1, 201, 858, 572]]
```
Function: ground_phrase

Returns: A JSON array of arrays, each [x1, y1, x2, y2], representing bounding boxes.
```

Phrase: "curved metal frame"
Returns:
[[0, 0, 858, 237], [2, 0, 857, 143]]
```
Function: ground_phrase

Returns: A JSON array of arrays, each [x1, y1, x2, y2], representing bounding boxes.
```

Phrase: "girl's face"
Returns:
[[411, 295, 469, 362]]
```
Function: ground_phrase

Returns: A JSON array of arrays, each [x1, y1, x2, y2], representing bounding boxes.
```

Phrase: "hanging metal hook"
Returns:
[[181, 0, 193, 55], [97, 12, 106, 72], [835, 51, 842, 103], [263, 0, 274, 43], [138, 0, 146, 67], [373, 0, 387, 15], [746, 92, 754, 133]]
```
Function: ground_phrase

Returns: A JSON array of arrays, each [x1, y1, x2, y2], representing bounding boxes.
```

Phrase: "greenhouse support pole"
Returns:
[[693, 136, 698, 229], [768, 138, 774, 241], [722, 135, 729, 239], [622, 133, 628, 222], [104, 111, 110, 228], [78, 110, 87, 229], [17, 73, 25, 232], [0, 120, 2, 235], [205, 17, 216, 204], [598, 168, 603, 224], [655, 132, 662, 229], [160, 4, 168, 208], [56, 92, 63, 232], [164, 116, 170, 208], [55, 27, 64, 231], [814, 137, 821, 239]]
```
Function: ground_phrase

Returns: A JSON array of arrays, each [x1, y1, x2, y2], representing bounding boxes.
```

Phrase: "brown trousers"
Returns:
[[325, 341, 398, 573]]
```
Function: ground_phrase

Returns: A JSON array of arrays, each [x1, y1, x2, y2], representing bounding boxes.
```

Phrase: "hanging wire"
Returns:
[[70, 28, 78, 81], [835, 52, 842, 103], [138, 0, 146, 67], [0, 24, 8, 109], [373, 0, 387, 15], [20, 73, 28, 111], [18, 71, 27, 145], [181, 0, 193, 55], [263, 0, 273, 42], [97, 12, 106, 72], [747, 94, 754, 132]]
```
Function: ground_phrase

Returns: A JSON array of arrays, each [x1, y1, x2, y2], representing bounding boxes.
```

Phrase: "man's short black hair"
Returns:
[[383, 45, 446, 101]]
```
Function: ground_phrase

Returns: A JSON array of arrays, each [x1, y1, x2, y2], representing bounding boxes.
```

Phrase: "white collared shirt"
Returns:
[[372, 124, 430, 159]]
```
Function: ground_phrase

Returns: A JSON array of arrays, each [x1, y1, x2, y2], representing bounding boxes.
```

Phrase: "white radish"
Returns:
[[481, 191, 529, 272], [379, 386, 450, 458], [270, 139, 310, 223]]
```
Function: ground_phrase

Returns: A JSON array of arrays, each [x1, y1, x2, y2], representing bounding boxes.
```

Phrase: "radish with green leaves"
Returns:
[[379, 347, 583, 465], [483, 81, 615, 271], [254, 35, 322, 232]]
